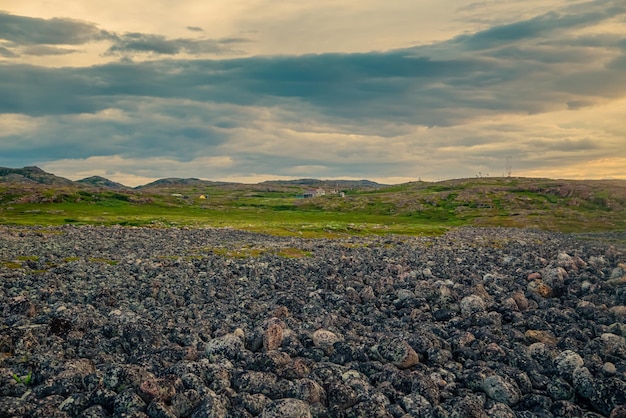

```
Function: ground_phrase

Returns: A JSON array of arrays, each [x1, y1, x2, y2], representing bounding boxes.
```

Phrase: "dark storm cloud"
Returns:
[[0, 52, 497, 126], [2, 29, 625, 127]]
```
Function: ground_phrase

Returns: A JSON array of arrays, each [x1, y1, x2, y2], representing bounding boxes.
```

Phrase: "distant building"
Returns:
[[303, 188, 326, 198]]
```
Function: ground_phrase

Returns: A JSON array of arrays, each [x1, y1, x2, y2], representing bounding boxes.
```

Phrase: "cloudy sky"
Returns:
[[1, 0, 625, 186]]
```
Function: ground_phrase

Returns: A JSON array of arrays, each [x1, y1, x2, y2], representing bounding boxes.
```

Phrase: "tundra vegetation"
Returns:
[[1, 173, 625, 237]]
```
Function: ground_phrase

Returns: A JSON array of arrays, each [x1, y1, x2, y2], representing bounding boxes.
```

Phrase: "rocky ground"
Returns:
[[1, 225, 625, 418]]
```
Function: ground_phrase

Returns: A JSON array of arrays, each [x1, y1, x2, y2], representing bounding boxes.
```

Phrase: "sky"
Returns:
[[1, 0, 625, 186]]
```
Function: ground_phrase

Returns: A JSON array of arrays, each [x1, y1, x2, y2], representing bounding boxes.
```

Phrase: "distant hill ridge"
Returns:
[[136, 177, 233, 190], [0, 166, 75, 186], [0, 167, 386, 190], [76, 176, 129, 190], [1, 166, 625, 203], [261, 179, 383, 189]]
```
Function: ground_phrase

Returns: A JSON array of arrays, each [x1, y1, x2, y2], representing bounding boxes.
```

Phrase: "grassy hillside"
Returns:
[[1, 176, 625, 237]]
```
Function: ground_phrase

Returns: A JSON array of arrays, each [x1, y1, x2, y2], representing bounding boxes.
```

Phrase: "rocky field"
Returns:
[[1, 226, 625, 417]]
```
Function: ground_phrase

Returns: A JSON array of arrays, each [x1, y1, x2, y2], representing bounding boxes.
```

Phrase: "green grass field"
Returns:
[[1, 177, 625, 237]]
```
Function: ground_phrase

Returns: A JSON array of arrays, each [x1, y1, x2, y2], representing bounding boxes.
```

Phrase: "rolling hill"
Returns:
[[1, 166, 625, 234]]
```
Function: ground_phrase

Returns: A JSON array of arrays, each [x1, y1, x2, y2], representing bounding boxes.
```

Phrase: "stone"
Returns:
[[289, 378, 326, 405], [547, 378, 575, 401], [205, 331, 244, 360], [555, 350, 584, 380], [460, 295, 486, 317], [263, 318, 285, 352], [527, 280, 553, 298], [113, 389, 147, 415], [481, 375, 521, 406], [603, 362, 617, 375], [525, 330, 558, 346], [359, 286, 376, 302], [261, 398, 312, 418], [511, 291, 529, 311], [486, 403, 516, 418], [590, 378, 626, 416], [311, 329, 341, 352], [610, 405, 626, 418], [190, 395, 228, 418], [374, 337, 420, 369]]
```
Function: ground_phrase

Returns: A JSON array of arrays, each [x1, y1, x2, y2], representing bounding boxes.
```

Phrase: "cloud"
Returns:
[[523, 138, 598, 152], [456, 10, 611, 51], [0, 12, 249, 59], [2, 31, 624, 129], [21, 45, 80, 56], [40, 155, 234, 186], [187, 26, 203, 32], [2, 1, 626, 182], [0, 12, 108, 45], [0, 45, 18, 57], [105, 33, 248, 56], [4, 96, 625, 183], [0, 100, 231, 165]]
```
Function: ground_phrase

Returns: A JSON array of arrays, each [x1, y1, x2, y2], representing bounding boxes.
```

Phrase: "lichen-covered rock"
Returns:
[[311, 329, 341, 352], [547, 377, 575, 401], [399, 393, 433, 416], [572, 366, 595, 400], [610, 405, 626, 418], [205, 330, 245, 360], [448, 394, 487, 418], [4, 295, 36, 317], [261, 398, 312, 418], [234, 392, 271, 416], [190, 395, 228, 418], [77, 405, 109, 418], [113, 388, 147, 415], [481, 375, 521, 406], [59, 393, 90, 417], [511, 291, 529, 311], [263, 318, 285, 352], [550, 400, 583, 418], [232, 370, 278, 397], [326, 381, 359, 410], [289, 378, 326, 405], [138, 375, 178, 403], [146, 399, 178, 418], [346, 392, 392, 417], [555, 350, 585, 380], [359, 286, 375, 303], [590, 378, 626, 416], [486, 402, 516, 418], [1, 226, 625, 417], [373, 337, 419, 369], [460, 295, 486, 317], [527, 280, 553, 298], [170, 389, 203, 417]]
